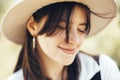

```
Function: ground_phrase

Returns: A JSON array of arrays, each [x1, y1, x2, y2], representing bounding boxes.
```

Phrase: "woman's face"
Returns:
[[36, 6, 87, 66]]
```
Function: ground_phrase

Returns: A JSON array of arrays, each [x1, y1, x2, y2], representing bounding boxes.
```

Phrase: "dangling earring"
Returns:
[[33, 37, 35, 49]]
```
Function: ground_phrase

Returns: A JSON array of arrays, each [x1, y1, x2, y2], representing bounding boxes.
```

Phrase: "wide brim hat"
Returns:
[[1, 0, 117, 45]]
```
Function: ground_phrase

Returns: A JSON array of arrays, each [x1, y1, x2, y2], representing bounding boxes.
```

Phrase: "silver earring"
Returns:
[[33, 37, 35, 49]]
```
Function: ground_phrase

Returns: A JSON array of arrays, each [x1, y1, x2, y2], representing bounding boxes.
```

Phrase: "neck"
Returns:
[[36, 44, 65, 80], [42, 57, 64, 80]]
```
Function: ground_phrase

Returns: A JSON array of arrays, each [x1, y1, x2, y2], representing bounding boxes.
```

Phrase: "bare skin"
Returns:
[[27, 5, 87, 80]]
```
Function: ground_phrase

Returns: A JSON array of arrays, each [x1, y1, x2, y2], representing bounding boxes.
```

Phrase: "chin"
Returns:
[[60, 58, 75, 66]]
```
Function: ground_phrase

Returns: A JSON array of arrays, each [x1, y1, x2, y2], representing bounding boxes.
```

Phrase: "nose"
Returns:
[[68, 29, 80, 45]]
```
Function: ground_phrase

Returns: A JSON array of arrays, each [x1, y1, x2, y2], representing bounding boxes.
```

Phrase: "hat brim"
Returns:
[[1, 0, 117, 45]]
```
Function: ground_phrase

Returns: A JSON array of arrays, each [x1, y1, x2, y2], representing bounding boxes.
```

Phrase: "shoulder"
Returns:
[[7, 69, 24, 80], [78, 52, 120, 80], [99, 54, 118, 67], [78, 51, 119, 69], [99, 55, 120, 80]]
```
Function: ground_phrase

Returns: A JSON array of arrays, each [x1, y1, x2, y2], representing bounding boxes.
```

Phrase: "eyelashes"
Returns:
[[77, 28, 86, 33], [57, 25, 66, 30], [57, 25, 87, 34]]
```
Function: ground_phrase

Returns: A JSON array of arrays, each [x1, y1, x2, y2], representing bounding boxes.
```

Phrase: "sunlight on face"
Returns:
[[36, 5, 87, 66]]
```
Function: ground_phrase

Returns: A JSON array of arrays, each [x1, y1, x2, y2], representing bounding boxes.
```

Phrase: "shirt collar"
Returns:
[[78, 53, 100, 80]]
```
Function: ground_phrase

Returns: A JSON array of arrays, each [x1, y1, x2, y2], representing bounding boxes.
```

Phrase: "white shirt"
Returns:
[[7, 53, 120, 80]]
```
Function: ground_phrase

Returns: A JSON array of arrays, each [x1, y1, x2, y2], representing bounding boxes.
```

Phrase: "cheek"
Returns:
[[78, 36, 86, 48], [78, 36, 86, 50], [80, 37, 85, 44], [37, 36, 57, 54], [37, 34, 65, 59]]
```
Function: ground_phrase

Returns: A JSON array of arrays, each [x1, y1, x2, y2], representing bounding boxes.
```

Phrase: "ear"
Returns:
[[26, 16, 38, 36]]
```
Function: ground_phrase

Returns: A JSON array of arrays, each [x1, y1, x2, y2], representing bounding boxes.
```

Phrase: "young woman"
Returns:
[[1, 0, 120, 80]]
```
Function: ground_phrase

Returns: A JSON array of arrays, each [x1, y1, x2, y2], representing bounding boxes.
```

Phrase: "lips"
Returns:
[[58, 46, 77, 54]]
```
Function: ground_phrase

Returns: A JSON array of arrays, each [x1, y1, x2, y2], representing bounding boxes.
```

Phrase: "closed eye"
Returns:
[[58, 25, 66, 30], [77, 28, 86, 33], [77, 23, 87, 33]]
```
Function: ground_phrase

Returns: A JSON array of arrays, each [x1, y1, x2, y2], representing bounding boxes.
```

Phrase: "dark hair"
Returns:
[[14, 2, 91, 80]]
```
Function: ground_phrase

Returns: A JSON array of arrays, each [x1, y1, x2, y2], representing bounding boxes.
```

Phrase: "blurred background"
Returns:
[[0, 0, 120, 80]]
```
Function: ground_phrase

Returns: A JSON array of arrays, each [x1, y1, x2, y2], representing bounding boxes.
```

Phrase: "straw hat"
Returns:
[[1, 0, 117, 45]]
